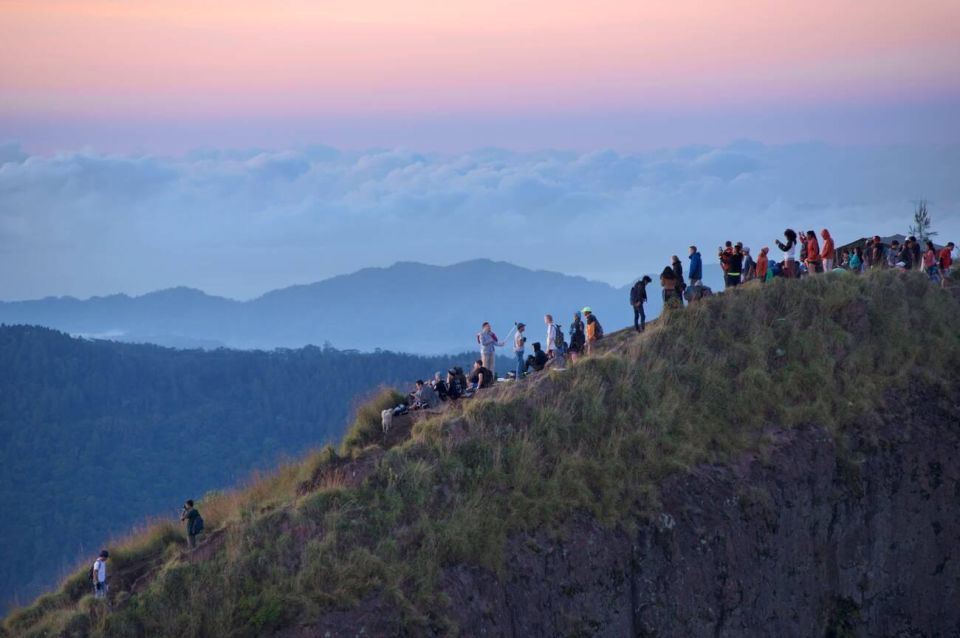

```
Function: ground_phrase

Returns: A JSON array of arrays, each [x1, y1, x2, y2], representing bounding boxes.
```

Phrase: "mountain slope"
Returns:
[[10, 271, 954, 637], [0, 260, 726, 353], [0, 327, 486, 617]]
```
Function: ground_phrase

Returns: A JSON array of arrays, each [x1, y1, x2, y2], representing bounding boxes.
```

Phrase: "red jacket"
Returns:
[[805, 237, 821, 262]]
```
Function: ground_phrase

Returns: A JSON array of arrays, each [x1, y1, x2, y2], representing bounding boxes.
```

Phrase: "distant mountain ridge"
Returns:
[[0, 260, 724, 353]]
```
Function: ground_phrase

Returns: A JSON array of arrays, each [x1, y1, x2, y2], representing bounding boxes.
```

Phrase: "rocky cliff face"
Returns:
[[303, 383, 958, 637], [438, 393, 958, 637]]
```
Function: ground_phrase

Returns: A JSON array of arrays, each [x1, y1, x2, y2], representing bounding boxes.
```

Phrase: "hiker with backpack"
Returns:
[[513, 322, 527, 380], [445, 368, 464, 400], [91, 550, 109, 600], [545, 315, 565, 368], [688, 246, 703, 287], [583, 307, 603, 355], [630, 275, 651, 332], [180, 500, 204, 549], [477, 322, 504, 378], [568, 312, 586, 362]]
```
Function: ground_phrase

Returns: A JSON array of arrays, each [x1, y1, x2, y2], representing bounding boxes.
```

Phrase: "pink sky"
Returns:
[[1, 0, 958, 150]]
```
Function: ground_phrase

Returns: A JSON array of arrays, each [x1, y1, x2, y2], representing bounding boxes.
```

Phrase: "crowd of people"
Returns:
[[88, 228, 956, 602]]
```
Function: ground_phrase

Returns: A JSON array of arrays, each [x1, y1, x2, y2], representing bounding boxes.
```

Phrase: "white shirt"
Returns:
[[546, 323, 558, 352], [93, 558, 106, 583], [514, 331, 525, 352]]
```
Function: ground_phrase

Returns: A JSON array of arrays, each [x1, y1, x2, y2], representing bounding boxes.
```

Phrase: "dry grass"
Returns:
[[8, 271, 960, 637]]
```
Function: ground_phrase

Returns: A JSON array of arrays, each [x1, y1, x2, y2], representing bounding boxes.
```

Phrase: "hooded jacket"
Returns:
[[688, 251, 703, 281], [756, 248, 769, 280], [805, 235, 821, 262], [820, 229, 834, 260]]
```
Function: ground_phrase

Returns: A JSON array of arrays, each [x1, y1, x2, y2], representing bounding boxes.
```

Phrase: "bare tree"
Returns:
[[909, 199, 937, 244]]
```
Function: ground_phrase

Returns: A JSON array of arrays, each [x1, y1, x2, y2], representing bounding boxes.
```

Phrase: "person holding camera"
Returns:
[[513, 322, 527, 380]]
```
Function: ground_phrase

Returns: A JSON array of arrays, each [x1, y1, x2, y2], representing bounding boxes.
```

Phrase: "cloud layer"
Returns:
[[1, 142, 958, 299]]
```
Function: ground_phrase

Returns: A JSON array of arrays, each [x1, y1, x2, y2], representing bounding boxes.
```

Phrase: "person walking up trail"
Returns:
[[92, 550, 109, 600], [180, 499, 204, 549], [776, 229, 798, 278], [477, 322, 504, 378], [568, 312, 586, 362], [513, 323, 527, 380], [821, 229, 835, 271], [583, 307, 603, 356], [688, 246, 703, 286], [630, 276, 651, 332]]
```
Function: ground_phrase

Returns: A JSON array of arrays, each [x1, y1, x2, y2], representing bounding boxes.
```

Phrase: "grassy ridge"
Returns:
[[6, 271, 960, 637]]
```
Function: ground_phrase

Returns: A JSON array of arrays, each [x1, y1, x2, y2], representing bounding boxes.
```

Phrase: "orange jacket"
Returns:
[[820, 229, 834, 260], [756, 248, 769, 280], [806, 236, 820, 262]]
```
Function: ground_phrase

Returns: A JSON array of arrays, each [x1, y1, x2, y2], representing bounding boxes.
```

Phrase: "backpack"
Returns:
[[192, 514, 204, 535], [630, 282, 642, 305], [452, 366, 468, 392], [553, 324, 565, 350], [594, 318, 604, 340]]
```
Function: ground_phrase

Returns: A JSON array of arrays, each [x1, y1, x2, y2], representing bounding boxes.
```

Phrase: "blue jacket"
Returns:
[[688, 251, 703, 281]]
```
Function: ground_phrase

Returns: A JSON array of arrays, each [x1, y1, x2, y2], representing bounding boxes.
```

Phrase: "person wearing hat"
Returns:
[[513, 322, 527, 380], [92, 550, 109, 599], [583, 307, 602, 356]]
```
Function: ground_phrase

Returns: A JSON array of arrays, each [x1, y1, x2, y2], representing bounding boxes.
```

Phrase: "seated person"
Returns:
[[524, 342, 549, 372], [467, 359, 493, 391], [411, 379, 439, 409], [432, 372, 449, 401], [445, 369, 463, 400]]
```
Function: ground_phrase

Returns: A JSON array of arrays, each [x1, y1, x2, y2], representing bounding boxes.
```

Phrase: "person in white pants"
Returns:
[[545, 315, 565, 368]]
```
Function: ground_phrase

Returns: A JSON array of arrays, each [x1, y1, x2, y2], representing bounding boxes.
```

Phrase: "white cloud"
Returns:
[[0, 142, 957, 299]]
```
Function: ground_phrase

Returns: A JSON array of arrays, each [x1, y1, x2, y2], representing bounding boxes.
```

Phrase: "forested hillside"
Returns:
[[0, 325, 483, 614]]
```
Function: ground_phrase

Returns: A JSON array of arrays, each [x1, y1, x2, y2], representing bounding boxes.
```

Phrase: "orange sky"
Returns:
[[2, 0, 959, 119]]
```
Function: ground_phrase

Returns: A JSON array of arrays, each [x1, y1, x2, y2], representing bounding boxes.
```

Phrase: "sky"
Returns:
[[1, 0, 959, 298]]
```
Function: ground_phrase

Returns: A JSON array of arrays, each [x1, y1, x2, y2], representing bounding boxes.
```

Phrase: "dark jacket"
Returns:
[[688, 251, 703, 281], [672, 261, 685, 287], [468, 366, 493, 388], [569, 320, 585, 352], [728, 251, 744, 275], [630, 281, 648, 305]]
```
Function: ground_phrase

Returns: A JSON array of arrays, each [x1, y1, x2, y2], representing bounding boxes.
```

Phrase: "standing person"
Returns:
[[688, 246, 703, 286], [742, 247, 757, 282], [896, 240, 913, 270], [776, 229, 798, 278], [939, 242, 955, 287], [568, 312, 586, 362], [91, 550, 109, 600], [477, 322, 503, 378], [923, 240, 940, 283], [671, 256, 686, 305], [513, 323, 527, 380], [630, 276, 652, 332], [583, 307, 603, 356], [820, 229, 835, 271], [725, 244, 744, 288], [180, 500, 203, 549], [544, 315, 565, 368], [872, 236, 887, 269], [886, 240, 901, 268], [756, 247, 769, 282], [909, 236, 922, 271], [718, 241, 733, 285], [660, 266, 682, 308], [804, 230, 821, 273]]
